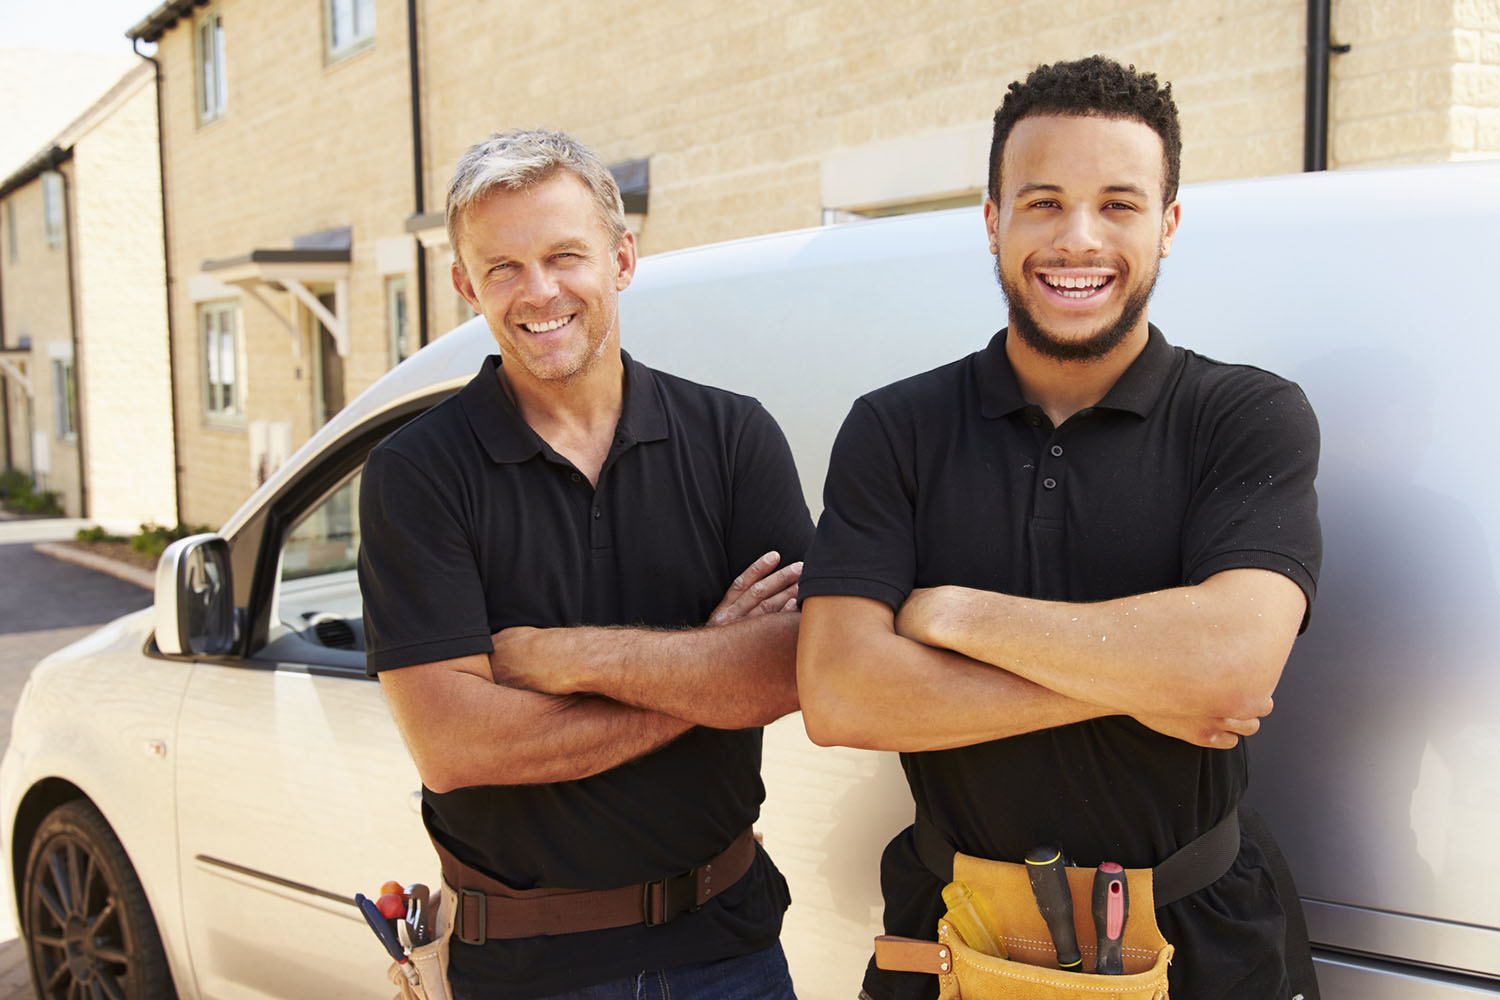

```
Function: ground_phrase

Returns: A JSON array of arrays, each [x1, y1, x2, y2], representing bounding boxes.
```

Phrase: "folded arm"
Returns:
[[378, 653, 693, 793], [490, 550, 803, 731], [797, 594, 1109, 751], [896, 568, 1306, 725]]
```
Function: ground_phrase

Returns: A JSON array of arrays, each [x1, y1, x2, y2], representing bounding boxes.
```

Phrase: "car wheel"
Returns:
[[22, 799, 175, 1000]]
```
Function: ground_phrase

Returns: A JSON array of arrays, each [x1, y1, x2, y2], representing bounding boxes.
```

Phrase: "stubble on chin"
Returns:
[[995, 257, 1156, 363], [506, 314, 616, 388]]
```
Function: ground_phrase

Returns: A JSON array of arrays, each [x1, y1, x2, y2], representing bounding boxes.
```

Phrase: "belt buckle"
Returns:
[[642, 868, 700, 927], [456, 887, 487, 945]]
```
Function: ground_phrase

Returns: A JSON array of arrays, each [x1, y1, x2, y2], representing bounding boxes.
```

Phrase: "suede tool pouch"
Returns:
[[387, 879, 455, 1000], [875, 851, 1173, 1000]]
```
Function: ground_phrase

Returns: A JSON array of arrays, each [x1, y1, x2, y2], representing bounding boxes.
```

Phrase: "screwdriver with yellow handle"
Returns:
[[941, 880, 1007, 958], [1025, 846, 1083, 971]]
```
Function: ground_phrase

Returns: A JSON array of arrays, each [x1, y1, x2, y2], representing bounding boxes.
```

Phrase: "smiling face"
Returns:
[[985, 113, 1180, 363], [451, 170, 636, 391]]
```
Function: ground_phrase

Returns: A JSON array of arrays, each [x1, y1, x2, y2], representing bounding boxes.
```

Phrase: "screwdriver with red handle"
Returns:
[[1025, 846, 1083, 971], [1092, 862, 1129, 974]]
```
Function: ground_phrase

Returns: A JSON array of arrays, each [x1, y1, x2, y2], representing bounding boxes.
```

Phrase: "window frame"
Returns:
[[324, 0, 376, 62], [386, 275, 411, 366], [41, 172, 63, 249], [200, 300, 243, 426], [195, 6, 227, 124], [51, 357, 77, 442]]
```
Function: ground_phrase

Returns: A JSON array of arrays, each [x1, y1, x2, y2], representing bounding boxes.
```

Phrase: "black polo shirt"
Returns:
[[358, 353, 813, 998], [800, 327, 1321, 1000]]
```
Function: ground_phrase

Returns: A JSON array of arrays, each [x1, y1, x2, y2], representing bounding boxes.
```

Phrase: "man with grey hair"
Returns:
[[359, 128, 811, 998]]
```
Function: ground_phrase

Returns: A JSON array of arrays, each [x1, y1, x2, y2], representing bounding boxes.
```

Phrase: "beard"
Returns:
[[996, 256, 1159, 363]]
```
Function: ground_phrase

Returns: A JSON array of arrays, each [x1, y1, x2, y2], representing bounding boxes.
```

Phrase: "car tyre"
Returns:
[[22, 799, 175, 1000]]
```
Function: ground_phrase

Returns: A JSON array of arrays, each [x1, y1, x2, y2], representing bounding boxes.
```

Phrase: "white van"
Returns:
[[3, 160, 1497, 999]]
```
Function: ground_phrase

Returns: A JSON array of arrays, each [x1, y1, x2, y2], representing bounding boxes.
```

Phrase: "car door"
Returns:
[[174, 461, 434, 999]]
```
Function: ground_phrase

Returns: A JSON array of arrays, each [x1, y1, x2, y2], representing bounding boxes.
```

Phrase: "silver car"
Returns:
[[4, 160, 1498, 998]]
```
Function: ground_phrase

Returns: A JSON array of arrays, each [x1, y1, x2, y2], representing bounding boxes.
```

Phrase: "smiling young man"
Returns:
[[358, 129, 812, 998], [796, 58, 1322, 999]]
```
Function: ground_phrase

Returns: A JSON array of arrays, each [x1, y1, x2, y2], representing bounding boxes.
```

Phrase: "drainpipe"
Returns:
[[59, 168, 87, 518], [135, 38, 185, 524], [406, 0, 430, 347], [1304, 0, 1351, 171]]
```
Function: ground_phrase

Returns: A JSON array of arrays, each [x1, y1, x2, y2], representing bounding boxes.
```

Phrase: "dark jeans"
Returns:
[[533, 943, 797, 1000]]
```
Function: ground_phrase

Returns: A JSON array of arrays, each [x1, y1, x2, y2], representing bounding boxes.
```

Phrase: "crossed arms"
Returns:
[[797, 567, 1307, 753], [379, 552, 802, 793]]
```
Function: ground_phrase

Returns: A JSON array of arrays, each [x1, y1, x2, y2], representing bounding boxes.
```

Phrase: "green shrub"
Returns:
[[75, 525, 128, 544], [0, 468, 31, 499], [0, 469, 60, 513], [129, 522, 215, 559], [9, 484, 62, 515]]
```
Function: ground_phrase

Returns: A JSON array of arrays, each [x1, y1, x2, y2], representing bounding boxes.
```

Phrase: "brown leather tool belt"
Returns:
[[433, 828, 758, 945]]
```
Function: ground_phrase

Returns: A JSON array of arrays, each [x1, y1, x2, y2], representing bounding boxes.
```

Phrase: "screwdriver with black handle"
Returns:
[[1025, 845, 1083, 971], [1092, 862, 1129, 974]]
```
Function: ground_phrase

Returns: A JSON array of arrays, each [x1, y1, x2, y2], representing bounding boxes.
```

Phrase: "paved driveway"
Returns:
[[0, 516, 151, 997]]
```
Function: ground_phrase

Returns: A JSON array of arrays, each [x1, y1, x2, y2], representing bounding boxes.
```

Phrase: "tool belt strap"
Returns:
[[913, 804, 1240, 909], [433, 827, 757, 944]]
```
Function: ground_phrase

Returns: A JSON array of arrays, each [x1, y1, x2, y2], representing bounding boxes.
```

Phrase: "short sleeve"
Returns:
[[799, 397, 918, 610], [1182, 375, 1322, 626], [726, 402, 815, 571], [358, 443, 494, 674]]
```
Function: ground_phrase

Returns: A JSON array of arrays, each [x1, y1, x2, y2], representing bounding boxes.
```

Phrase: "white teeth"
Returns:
[[523, 316, 572, 333], [1046, 274, 1107, 289], [1042, 274, 1110, 297]]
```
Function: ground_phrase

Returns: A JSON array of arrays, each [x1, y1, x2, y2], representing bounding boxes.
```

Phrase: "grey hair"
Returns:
[[445, 128, 627, 257]]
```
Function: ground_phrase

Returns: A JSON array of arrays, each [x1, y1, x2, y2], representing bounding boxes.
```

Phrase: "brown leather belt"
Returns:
[[434, 828, 759, 944]]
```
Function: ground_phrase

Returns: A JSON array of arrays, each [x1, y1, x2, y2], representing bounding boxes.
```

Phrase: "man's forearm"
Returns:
[[492, 613, 801, 729], [798, 595, 1106, 751], [897, 568, 1305, 723], [380, 656, 693, 793]]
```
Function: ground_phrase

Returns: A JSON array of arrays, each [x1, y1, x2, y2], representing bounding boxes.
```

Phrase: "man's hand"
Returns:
[[708, 551, 802, 626], [1132, 706, 1270, 749]]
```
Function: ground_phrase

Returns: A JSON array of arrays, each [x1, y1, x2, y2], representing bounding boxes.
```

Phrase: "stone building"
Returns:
[[124, 0, 1500, 526], [0, 61, 175, 524]]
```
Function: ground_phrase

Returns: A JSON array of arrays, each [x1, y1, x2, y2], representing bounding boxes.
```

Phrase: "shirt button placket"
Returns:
[[1037, 437, 1066, 502], [589, 497, 607, 549]]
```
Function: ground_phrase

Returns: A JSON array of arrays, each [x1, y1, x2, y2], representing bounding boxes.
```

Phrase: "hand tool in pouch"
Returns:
[[940, 880, 1007, 958], [1092, 862, 1129, 974], [355, 893, 420, 989], [406, 884, 431, 946], [1024, 845, 1083, 971]]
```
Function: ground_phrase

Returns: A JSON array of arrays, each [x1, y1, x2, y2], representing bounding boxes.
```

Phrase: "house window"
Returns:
[[52, 358, 77, 440], [201, 302, 241, 422], [197, 8, 227, 123], [326, 0, 375, 60], [42, 172, 63, 248], [387, 276, 411, 365]]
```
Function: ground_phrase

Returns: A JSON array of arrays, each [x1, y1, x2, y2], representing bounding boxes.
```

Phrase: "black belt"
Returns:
[[912, 805, 1241, 908]]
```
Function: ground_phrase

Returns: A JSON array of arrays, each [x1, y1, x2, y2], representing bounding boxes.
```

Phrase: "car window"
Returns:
[[281, 470, 361, 582], [258, 467, 367, 668]]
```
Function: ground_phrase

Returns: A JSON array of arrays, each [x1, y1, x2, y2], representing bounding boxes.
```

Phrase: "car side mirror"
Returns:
[[154, 534, 237, 656]]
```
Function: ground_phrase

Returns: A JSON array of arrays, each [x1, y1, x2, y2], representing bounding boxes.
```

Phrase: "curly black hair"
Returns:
[[987, 55, 1182, 205]]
